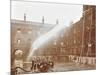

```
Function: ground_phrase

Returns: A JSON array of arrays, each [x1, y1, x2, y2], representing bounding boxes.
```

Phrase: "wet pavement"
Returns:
[[52, 62, 96, 72], [17, 62, 96, 75]]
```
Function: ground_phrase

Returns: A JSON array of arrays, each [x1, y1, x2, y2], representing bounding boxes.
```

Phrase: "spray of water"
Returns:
[[27, 24, 68, 61]]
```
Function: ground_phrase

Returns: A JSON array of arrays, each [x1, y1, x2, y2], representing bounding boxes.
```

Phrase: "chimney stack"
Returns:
[[24, 13, 26, 21], [56, 19, 59, 24], [42, 16, 44, 24]]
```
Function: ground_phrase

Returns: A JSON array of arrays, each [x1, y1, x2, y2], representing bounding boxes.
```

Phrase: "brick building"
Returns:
[[37, 5, 96, 62]]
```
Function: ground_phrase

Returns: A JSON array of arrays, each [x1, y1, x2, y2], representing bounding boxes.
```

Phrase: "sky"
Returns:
[[11, 0, 83, 26]]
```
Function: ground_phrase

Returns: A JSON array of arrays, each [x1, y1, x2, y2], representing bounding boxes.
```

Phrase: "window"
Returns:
[[17, 39, 21, 44], [60, 48, 65, 53], [61, 42, 64, 46], [74, 40, 76, 44], [17, 28, 21, 33], [54, 40, 57, 45], [88, 43, 92, 47]]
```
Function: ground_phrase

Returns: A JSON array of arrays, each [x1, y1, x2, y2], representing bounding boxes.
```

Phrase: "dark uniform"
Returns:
[[31, 60, 35, 71]]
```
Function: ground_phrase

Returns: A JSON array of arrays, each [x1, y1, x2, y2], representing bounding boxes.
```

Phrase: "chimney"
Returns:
[[42, 16, 44, 24], [56, 19, 59, 24], [24, 13, 26, 21]]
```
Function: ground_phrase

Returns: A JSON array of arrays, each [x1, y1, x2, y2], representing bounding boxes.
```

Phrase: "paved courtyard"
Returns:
[[52, 62, 96, 72], [17, 62, 96, 75]]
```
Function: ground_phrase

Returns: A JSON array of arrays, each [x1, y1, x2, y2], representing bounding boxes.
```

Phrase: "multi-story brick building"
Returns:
[[39, 5, 96, 63]]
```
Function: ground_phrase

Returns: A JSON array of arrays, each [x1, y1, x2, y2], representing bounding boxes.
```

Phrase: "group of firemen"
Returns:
[[30, 56, 54, 72]]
